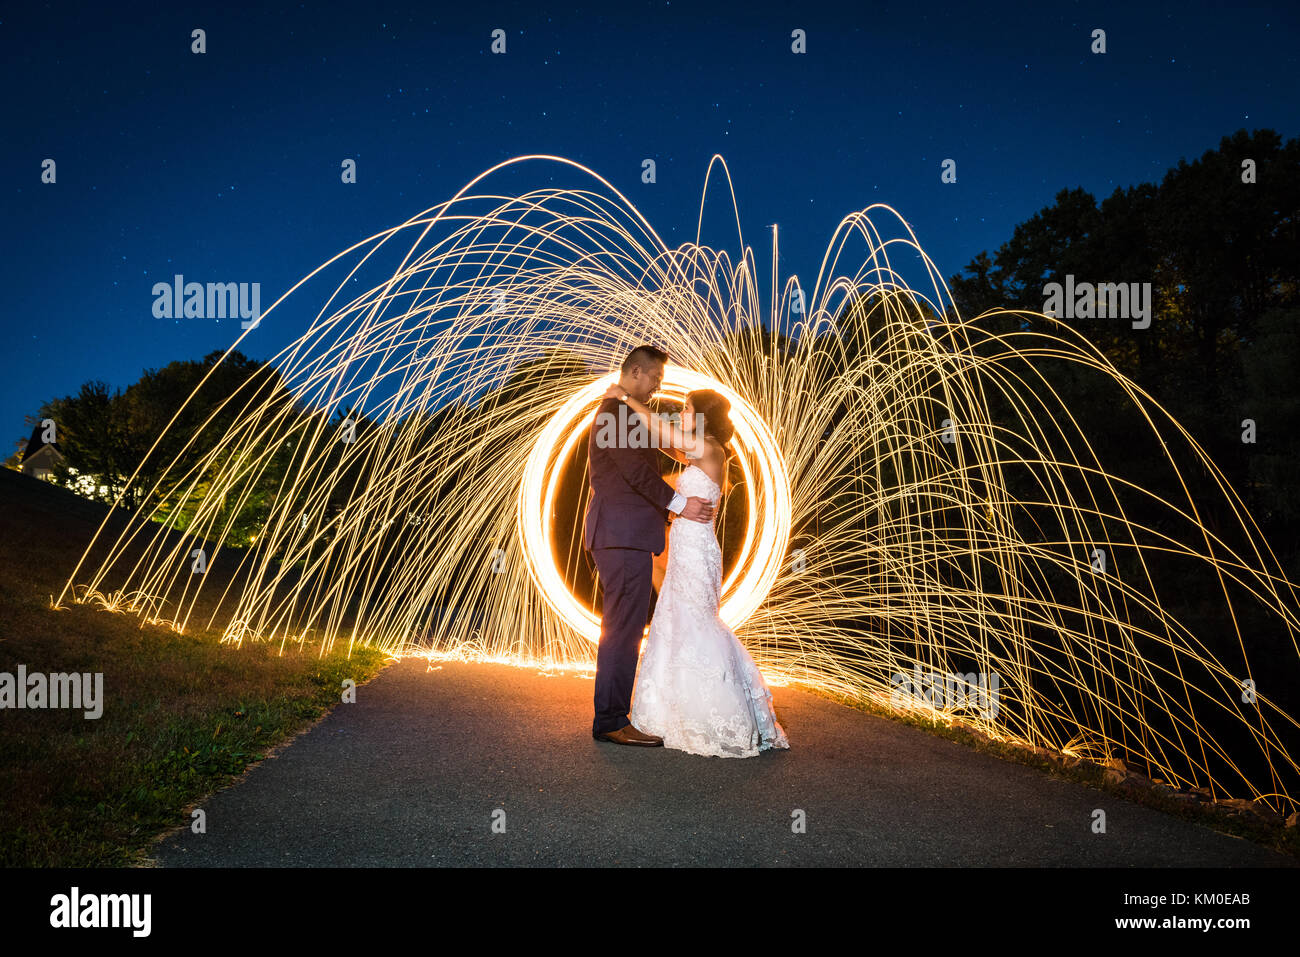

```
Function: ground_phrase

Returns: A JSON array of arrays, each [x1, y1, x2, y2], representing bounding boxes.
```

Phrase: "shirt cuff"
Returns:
[[667, 491, 687, 515]]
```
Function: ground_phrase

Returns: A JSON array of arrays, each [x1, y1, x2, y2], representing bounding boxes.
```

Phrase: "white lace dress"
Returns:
[[629, 464, 790, 757]]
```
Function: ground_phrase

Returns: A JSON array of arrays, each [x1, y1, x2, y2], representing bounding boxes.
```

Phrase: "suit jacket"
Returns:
[[583, 396, 675, 554]]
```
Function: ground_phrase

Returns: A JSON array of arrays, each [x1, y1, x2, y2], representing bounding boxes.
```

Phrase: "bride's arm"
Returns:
[[603, 385, 704, 458]]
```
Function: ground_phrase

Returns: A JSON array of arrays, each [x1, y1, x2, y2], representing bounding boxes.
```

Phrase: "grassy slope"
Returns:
[[0, 469, 389, 866]]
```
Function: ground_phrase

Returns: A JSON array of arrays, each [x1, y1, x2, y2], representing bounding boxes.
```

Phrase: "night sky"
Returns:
[[3, 1, 1297, 449]]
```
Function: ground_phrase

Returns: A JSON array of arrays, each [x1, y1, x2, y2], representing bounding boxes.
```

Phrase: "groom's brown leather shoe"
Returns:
[[594, 724, 664, 746], [621, 724, 664, 744]]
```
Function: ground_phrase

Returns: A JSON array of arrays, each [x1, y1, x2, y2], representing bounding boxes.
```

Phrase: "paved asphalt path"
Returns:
[[152, 658, 1296, 866]]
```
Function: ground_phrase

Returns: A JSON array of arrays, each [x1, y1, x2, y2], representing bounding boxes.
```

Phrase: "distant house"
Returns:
[[19, 423, 65, 480]]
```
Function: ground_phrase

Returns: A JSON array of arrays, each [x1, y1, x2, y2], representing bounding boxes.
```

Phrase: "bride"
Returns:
[[602, 382, 790, 758]]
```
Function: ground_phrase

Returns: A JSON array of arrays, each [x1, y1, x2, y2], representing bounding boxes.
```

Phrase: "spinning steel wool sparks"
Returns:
[[58, 155, 1300, 812]]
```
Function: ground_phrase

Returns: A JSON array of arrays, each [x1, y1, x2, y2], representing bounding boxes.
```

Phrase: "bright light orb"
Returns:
[[518, 364, 791, 642]]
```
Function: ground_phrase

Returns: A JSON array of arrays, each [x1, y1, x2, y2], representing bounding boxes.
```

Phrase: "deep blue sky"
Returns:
[[3, 0, 1297, 453]]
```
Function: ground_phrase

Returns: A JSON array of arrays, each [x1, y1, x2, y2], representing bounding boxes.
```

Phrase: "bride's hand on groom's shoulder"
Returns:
[[603, 383, 624, 401]]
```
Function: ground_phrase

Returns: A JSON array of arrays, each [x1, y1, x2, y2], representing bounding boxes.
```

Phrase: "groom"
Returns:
[[584, 345, 715, 746]]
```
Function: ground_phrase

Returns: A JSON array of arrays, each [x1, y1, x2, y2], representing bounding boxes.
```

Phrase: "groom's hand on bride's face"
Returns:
[[680, 496, 715, 523]]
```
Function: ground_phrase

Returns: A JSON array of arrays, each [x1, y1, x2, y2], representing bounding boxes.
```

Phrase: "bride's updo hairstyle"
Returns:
[[687, 389, 734, 445], [686, 389, 735, 495], [688, 388, 736, 471], [691, 390, 733, 444]]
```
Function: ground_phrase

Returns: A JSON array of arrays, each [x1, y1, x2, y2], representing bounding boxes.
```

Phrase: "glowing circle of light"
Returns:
[[518, 364, 791, 643]]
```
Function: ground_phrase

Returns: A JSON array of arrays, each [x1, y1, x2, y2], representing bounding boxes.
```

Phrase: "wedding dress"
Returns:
[[628, 462, 790, 757]]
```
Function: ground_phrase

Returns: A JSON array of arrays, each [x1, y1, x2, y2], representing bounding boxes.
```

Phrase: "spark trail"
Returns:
[[58, 155, 1300, 814]]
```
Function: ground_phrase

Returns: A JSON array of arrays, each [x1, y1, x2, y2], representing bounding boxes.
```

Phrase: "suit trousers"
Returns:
[[589, 546, 654, 736]]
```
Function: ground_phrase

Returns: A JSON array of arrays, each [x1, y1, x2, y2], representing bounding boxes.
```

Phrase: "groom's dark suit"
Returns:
[[584, 396, 678, 736]]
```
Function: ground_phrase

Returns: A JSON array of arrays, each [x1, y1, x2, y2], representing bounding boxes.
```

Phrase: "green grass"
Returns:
[[1, 615, 388, 866], [0, 469, 391, 866]]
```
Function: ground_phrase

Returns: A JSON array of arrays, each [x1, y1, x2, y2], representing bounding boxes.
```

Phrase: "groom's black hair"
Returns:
[[621, 344, 669, 373]]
